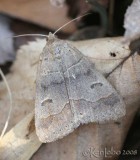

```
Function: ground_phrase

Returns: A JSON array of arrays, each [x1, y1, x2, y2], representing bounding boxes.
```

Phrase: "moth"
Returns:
[[35, 32, 126, 143]]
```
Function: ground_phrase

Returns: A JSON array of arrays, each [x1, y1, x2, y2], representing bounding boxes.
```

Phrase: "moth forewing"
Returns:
[[35, 33, 126, 143]]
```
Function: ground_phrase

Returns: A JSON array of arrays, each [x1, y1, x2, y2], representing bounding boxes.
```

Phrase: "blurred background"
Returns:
[[0, 0, 133, 65]]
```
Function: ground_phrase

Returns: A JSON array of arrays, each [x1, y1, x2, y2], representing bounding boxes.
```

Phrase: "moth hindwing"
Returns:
[[35, 33, 125, 143]]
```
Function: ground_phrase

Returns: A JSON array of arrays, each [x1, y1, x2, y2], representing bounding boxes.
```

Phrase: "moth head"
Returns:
[[47, 32, 57, 44], [45, 32, 64, 60]]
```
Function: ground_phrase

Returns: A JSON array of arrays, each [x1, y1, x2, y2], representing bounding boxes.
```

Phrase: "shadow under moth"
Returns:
[[35, 32, 126, 143]]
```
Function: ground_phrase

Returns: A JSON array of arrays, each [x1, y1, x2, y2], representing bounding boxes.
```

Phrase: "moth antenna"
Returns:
[[7, 14, 90, 38], [11, 34, 48, 38], [53, 13, 91, 35], [0, 68, 12, 140]]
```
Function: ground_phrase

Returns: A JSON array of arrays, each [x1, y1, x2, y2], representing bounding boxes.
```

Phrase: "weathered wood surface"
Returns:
[[0, 37, 140, 160]]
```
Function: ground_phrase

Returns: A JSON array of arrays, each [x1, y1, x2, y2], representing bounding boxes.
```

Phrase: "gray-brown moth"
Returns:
[[35, 33, 125, 143]]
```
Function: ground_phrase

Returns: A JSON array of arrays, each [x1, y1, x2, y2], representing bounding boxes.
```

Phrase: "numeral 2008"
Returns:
[[122, 150, 137, 155]]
